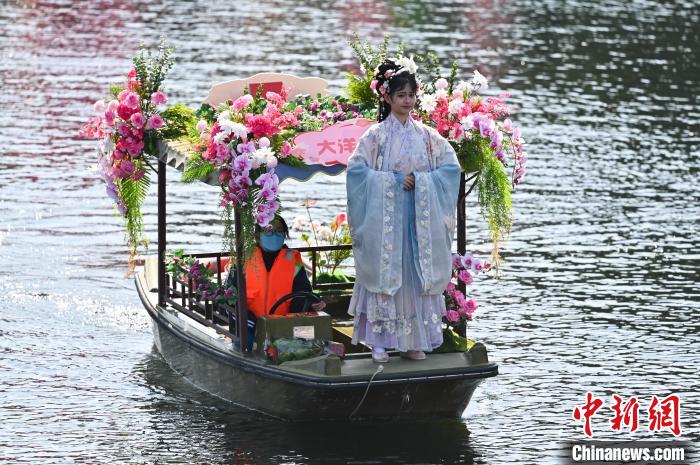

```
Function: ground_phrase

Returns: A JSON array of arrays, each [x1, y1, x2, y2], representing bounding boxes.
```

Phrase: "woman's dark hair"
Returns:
[[255, 215, 290, 239], [374, 59, 419, 122]]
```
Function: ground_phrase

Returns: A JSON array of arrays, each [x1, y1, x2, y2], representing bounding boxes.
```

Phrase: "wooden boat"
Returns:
[[134, 80, 498, 420]]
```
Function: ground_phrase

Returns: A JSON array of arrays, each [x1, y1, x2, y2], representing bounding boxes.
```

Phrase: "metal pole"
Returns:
[[457, 171, 466, 295], [234, 207, 249, 353], [157, 158, 166, 306]]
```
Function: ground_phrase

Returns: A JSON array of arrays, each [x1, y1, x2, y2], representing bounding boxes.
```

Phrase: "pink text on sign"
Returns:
[[293, 118, 374, 166]]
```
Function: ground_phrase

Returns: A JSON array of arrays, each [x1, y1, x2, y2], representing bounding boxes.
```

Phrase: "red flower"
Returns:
[[245, 114, 279, 138], [116, 104, 137, 121]]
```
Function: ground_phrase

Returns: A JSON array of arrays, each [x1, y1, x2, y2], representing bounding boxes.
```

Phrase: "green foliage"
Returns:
[[108, 83, 123, 100], [477, 148, 513, 263], [221, 204, 257, 267], [160, 104, 197, 140], [344, 33, 394, 108], [433, 329, 474, 353], [343, 72, 376, 109], [182, 154, 216, 183], [195, 103, 217, 124], [316, 272, 354, 284], [117, 173, 151, 257], [132, 40, 174, 108], [165, 249, 238, 306]]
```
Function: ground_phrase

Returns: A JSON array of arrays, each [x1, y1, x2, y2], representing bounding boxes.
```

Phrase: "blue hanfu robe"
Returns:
[[346, 113, 461, 351]]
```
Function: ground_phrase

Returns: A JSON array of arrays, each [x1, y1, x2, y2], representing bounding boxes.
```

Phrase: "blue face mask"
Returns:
[[260, 232, 285, 252]]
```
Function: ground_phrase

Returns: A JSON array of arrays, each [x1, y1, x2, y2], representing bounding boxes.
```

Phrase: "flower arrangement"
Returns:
[[182, 88, 373, 260], [433, 252, 490, 353], [292, 201, 353, 283], [165, 249, 237, 306], [81, 43, 193, 266]]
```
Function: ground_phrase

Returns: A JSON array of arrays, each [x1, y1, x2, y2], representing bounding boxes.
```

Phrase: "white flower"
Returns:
[[434, 88, 448, 99], [393, 55, 418, 75], [93, 100, 105, 113], [253, 147, 276, 167], [448, 99, 463, 115], [455, 80, 469, 93], [435, 78, 449, 90], [318, 226, 331, 240], [460, 114, 477, 130], [471, 70, 488, 89], [219, 119, 248, 140], [292, 216, 308, 231], [217, 110, 231, 123], [419, 94, 438, 112], [213, 131, 228, 144]]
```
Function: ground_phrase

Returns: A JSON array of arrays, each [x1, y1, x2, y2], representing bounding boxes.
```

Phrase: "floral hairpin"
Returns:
[[370, 55, 418, 100]]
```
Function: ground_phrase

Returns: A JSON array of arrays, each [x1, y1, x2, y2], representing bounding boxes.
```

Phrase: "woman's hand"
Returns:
[[403, 173, 415, 191], [311, 300, 326, 311]]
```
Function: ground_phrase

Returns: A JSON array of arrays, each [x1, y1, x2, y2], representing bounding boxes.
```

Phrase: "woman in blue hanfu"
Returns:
[[346, 56, 461, 363]]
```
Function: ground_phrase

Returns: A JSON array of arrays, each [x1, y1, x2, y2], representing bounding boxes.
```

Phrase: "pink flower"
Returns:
[[245, 114, 278, 138], [265, 91, 284, 106], [446, 281, 456, 292], [107, 100, 119, 113], [502, 118, 513, 133], [466, 299, 478, 311], [460, 254, 473, 270], [196, 119, 208, 133], [151, 91, 168, 106], [370, 80, 378, 91], [94, 100, 105, 113], [232, 94, 254, 112], [124, 92, 140, 109], [435, 78, 449, 90], [130, 112, 146, 129], [490, 130, 503, 149], [458, 269, 473, 285], [279, 141, 292, 158], [479, 117, 495, 138], [117, 104, 136, 121], [446, 310, 460, 323], [117, 122, 131, 137], [258, 137, 270, 148], [146, 114, 165, 130], [453, 255, 463, 269], [104, 111, 115, 126]]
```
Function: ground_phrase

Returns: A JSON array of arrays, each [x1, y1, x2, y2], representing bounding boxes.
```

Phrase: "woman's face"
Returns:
[[386, 83, 417, 117]]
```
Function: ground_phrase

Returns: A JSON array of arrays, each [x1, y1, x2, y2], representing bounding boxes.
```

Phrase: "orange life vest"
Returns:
[[244, 247, 302, 318]]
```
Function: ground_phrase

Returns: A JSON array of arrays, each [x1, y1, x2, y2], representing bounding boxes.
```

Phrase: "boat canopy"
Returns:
[[157, 139, 348, 187]]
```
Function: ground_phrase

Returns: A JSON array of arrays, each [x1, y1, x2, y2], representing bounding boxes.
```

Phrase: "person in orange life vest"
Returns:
[[227, 216, 326, 350]]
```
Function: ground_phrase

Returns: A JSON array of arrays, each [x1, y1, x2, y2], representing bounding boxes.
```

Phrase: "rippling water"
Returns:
[[1, 0, 698, 463]]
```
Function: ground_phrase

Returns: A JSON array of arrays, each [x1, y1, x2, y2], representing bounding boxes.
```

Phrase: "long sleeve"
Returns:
[[346, 127, 404, 297], [290, 268, 312, 312], [413, 126, 461, 294]]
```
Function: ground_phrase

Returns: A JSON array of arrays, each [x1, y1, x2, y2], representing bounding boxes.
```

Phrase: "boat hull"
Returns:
[[150, 311, 486, 419]]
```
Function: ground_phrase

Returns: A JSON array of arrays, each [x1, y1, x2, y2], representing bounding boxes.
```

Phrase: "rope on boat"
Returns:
[[348, 364, 384, 419]]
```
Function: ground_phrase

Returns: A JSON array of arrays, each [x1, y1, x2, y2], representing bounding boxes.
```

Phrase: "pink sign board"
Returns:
[[293, 118, 374, 166]]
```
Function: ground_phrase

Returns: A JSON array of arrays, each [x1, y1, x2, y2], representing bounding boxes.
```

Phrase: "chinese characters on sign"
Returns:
[[572, 392, 682, 437], [293, 118, 373, 166]]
